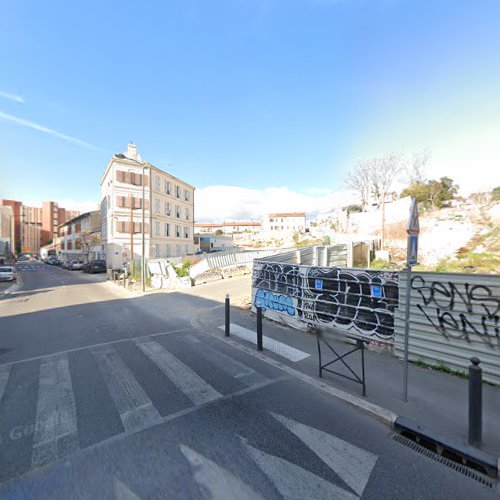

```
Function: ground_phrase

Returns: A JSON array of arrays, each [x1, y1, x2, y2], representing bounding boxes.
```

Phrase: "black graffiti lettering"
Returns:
[[417, 303, 450, 339], [411, 275, 434, 306], [412, 276, 500, 346]]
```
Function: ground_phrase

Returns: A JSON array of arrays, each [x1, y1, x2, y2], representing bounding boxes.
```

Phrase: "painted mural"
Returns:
[[252, 261, 399, 340]]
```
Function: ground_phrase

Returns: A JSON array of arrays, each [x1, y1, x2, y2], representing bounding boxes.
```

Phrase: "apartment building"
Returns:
[[100, 143, 195, 269], [263, 212, 306, 233], [41, 201, 80, 245], [60, 211, 103, 262], [0, 205, 14, 259], [0, 199, 80, 255], [195, 221, 262, 234]]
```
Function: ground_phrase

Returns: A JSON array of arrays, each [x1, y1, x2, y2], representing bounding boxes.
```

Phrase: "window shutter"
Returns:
[[116, 171, 123, 182]]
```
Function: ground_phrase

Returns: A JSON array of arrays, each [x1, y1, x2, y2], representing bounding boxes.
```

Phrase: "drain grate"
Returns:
[[392, 433, 495, 489]]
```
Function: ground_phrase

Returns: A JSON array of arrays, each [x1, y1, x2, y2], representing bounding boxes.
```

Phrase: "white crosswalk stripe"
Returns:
[[92, 344, 161, 433], [135, 339, 221, 405], [0, 365, 10, 404], [32, 353, 79, 467], [182, 334, 268, 387]]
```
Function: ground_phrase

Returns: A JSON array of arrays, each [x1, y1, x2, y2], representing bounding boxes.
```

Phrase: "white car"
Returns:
[[0, 266, 16, 282]]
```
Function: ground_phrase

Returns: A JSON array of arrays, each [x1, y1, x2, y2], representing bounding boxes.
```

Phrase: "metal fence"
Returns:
[[251, 258, 400, 342], [394, 271, 500, 385], [189, 247, 297, 279]]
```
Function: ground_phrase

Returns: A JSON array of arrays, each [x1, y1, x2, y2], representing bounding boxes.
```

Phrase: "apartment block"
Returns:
[[263, 212, 306, 233], [195, 221, 262, 234], [0, 205, 14, 259], [60, 211, 103, 262], [100, 143, 196, 269], [0, 199, 80, 255]]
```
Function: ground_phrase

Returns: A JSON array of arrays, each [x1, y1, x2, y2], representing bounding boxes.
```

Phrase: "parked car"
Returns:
[[86, 260, 107, 274], [46, 256, 59, 265], [61, 261, 71, 269], [0, 266, 16, 282], [17, 255, 30, 262], [69, 260, 84, 270]]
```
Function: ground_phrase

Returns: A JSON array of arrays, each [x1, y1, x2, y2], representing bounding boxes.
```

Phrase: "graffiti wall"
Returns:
[[394, 272, 500, 384], [252, 260, 399, 341]]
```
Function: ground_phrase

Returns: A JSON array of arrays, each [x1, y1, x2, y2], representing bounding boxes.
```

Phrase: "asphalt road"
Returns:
[[0, 262, 496, 499]]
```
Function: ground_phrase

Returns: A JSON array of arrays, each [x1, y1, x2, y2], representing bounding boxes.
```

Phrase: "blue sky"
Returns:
[[1, 0, 499, 219]]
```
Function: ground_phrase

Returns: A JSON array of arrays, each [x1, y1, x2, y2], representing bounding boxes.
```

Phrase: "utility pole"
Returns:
[[141, 164, 146, 292], [129, 193, 134, 265]]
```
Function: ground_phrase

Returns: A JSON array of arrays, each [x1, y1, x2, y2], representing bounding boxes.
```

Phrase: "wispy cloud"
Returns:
[[0, 110, 98, 150], [0, 90, 24, 104]]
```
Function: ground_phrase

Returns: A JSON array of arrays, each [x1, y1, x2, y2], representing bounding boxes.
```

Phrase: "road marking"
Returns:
[[272, 413, 377, 497], [242, 438, 358, 500], [0, 328, 193, 369], [0, 365, 10, 403], [92, 345, 161, 433], [218, 324, 310, 362], [114, 477, 143, 500], [31, 353, 79, 467], [180, 444, 264, 500], [182, 334, 268, 387], [135, 340, 221, 405]]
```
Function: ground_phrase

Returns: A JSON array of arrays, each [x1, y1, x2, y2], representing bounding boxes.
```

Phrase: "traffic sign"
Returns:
[[407, 234, 418, 266], [407, 198, 419, 235], [122, 252, 127, 257]]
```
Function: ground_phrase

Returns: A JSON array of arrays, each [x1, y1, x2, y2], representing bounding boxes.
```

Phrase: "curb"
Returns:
[[190, 308, 398, 427]]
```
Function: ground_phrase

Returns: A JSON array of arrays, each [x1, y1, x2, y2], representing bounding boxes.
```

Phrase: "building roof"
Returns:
[[100, 144, 195, 190], [268, 212, 306, 218], [60, 210, 99, 228]]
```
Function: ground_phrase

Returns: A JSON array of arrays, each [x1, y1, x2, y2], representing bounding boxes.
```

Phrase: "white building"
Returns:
[[100, 144, 196, 269], [195, 221, 262, 234], [196, 234, 234, 252], [60, 211, 104, 263], [263, 212, 306, 233]]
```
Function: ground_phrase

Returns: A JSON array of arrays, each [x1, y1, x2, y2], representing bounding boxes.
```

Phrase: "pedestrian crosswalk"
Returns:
[[0, 333, 274, 482]]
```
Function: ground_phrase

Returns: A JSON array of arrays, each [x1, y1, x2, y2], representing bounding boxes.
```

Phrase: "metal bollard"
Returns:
[[257, 306, 263, 351], [468, 357, 482, 447], [225, 293, 230, 337]]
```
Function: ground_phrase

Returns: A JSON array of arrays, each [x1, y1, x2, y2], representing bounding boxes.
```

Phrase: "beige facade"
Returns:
[[60, 211, 103, 262], [263, 212, 306, 233], [100, 144, 195, 269]]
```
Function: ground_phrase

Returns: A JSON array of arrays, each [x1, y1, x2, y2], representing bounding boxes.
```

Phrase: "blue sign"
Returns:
[[370, 285, 383, 299], [407, 234, 418, 266], [114, 251, 119, 255], [315, 279, 323, 290]]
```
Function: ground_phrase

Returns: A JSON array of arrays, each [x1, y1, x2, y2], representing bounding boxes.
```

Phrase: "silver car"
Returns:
[[70, 260, 84, 270], [0, 266, 16, 282]]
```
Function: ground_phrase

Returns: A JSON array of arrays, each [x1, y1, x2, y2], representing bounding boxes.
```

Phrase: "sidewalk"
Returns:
[[201, 303, 500, 458]]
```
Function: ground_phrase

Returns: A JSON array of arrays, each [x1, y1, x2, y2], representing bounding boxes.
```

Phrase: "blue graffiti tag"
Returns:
[[254, 289, 296, 316]]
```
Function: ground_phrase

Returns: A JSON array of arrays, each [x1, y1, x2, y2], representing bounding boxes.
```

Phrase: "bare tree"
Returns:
[[406, 148, 430, 184], [368, 153, 404, 250], [80, 230, 101, 263], [345, 160, 372, 212]]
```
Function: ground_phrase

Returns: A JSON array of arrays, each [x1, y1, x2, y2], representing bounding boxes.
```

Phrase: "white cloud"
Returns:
[[195, 185, 358, 222], [0, 110, 98, 150], [0, 90, 24, 104]]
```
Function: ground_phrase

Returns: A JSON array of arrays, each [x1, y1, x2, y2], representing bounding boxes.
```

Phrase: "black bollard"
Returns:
[[225, 294, 230, 337], [257, 306, 263, 351], [468, 357, 482, 447]]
